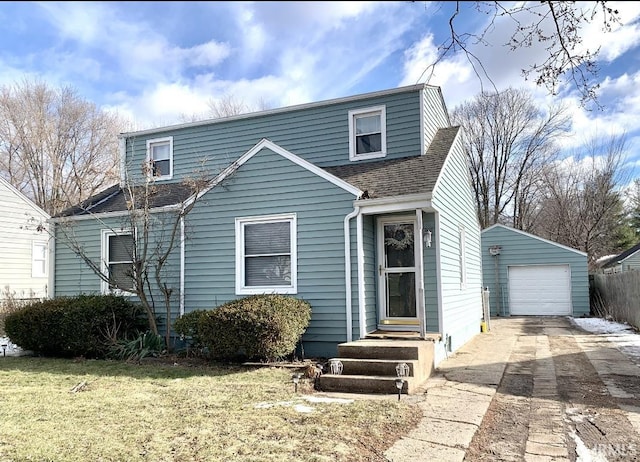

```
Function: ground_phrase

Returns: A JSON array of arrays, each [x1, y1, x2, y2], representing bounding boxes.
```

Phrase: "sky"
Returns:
[[1, 1, 640, 181]]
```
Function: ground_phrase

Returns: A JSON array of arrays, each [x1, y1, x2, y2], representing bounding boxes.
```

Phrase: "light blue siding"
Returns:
[[362, 215, 377, 334], [184, 146, 357, 358], [124, 89, 424, 185], [54, 214, 182, 328], [431, 131, 484, 358], [421, 86, 450, 150], [422, 212, 439, 332], [481, 224, 589, 316]]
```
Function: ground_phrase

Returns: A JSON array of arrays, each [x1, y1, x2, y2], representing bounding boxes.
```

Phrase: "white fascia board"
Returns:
[[49, 204, 181, 223], [482, 223, 587, 257], [355, 193, 433, 215], [186, 138, 362, 207]]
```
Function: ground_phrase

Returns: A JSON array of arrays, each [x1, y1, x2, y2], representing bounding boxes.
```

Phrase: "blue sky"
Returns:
[[1, 1, 640, 183]]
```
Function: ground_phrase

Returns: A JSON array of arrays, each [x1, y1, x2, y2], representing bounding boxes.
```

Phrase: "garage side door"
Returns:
[[508, 265, 571, 315]]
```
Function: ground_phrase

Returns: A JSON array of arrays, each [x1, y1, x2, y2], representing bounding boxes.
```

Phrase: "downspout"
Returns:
[[357, 213, 366, 339], [343, 207, 360, 342], [179, 215, 185, 316]]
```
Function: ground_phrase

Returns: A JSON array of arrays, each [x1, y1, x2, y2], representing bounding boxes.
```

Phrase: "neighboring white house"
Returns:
[[0, 178, 52, 302], [598, 242, 640, 274]]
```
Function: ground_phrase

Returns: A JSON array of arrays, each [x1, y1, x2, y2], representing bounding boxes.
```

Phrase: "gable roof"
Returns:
[[54, 182, 195, 218], [54, 139, 362, 219], [600, 241, 640, 268], [324, 126, 459, 199], [0, 177, 50, 219], [482, 223, 587, 257]]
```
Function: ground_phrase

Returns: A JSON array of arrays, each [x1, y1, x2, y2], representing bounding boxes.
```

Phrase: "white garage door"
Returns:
[[508, 265, 572, 315]]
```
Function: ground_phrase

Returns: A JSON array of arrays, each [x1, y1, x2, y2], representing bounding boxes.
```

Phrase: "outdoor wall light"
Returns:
[[424, 229, 432, 248], [395, 378, 405, 401], [292, 372, 303, 393], [1, 344, 7, 358]]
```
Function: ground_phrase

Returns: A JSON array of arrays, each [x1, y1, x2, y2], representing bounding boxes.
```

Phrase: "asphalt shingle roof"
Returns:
[[57, 126, 459, 217], [55, 182, 196, 217], [323, 126, 459, 199]]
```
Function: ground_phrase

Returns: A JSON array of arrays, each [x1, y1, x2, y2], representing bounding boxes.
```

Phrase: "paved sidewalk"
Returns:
[[385, 317, 640, 462]]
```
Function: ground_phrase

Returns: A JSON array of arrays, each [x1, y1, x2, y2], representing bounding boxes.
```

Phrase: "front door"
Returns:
[[377, 217, 419, 328]]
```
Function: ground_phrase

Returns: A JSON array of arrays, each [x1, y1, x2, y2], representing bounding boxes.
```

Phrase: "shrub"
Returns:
[[4, 294, 146, 358], [109, 331, 165, 362], [173, 309, 209, 356], [199, 294, 311, 362]]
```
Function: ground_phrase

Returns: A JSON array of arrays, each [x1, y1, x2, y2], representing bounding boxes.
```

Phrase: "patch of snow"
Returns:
[[0, 336, 30, 357], [304, 396, 354, 404], [254, 401, 296, 409], [294, 404, 314, 413], [571, 430, 608, 462], [573, 317, 640, 364]]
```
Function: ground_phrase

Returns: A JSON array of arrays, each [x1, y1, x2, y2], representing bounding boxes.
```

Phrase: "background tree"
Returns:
[[0, 78, 128, 215], [451, 87, 570, 230], [626, 178, 640, 240], [533, 133, 631, 265], [426, 1, 621, 108]]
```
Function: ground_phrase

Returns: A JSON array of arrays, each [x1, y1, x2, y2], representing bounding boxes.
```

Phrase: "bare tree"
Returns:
[[0, 78, 128, 215], [451, 87, 570, 230], [52, 151, 239, 348], [179, 93, 273, 123], [534, 133, 631, 265], [422, 1, 621, 108]]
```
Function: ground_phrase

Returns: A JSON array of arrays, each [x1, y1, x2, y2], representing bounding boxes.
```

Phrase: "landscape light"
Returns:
[[395, 378, 404, 401], [292, 372, 302, 393]]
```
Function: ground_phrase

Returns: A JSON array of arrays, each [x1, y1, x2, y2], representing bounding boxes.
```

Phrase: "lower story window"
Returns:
[[102, 229, 135, 294], [236, 214, 297, 295]]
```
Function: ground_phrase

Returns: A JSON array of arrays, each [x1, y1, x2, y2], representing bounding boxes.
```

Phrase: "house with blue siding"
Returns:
[[52, 84, 483, 364]]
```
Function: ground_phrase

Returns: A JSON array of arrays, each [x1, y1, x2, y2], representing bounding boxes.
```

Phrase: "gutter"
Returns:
[[343, 206, 361, 342]]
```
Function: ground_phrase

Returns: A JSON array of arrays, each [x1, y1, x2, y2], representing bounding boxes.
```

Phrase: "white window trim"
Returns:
[[146, 136, 174, 180], [101, 229, 136, 295], [31, 241, 48, 278], [348, 105, 387, 161], [235, 213, 297, 295], [459, 226, 467, 289]]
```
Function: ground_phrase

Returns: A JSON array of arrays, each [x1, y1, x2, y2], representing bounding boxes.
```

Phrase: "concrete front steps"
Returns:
[[316, 338, 435, 395]]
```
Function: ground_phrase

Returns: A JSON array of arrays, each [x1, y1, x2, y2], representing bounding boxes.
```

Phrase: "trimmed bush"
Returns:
[[199, 294, 312, 362], [173, 309, 209, 355], [4, 294, 146, 358]]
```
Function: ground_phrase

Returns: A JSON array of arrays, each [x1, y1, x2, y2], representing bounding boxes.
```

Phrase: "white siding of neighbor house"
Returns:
[[430, 130, 484, 365], [0, 178, 51, 301]]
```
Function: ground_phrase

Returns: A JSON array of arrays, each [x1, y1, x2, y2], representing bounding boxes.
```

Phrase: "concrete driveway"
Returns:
[[385, 316, 640, 462]]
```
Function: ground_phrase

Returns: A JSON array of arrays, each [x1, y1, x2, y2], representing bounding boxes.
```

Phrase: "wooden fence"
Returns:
[[590, 272, 640, 330]]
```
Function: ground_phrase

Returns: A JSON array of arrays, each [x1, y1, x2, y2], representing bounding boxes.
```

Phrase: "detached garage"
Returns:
[[481, 224, 589, 317]]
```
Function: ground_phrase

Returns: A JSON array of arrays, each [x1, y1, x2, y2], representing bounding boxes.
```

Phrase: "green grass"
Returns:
[[0, 357, 421, 461]]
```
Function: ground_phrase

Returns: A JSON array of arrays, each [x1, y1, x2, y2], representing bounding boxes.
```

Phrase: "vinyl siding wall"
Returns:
[[183, 147, 357, 358], [431, 132, 483, 364], [124, 89, 424, 185], [622, 251, 640, 271], [421, 87, 450, 150], [422, 211, 439, 332], [54, 213, 182, 326], [0, 180, 50, 300], [481, 225, 589, 317]]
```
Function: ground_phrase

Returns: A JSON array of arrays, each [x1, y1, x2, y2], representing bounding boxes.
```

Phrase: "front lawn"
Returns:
[[0, 357, 421, 461]]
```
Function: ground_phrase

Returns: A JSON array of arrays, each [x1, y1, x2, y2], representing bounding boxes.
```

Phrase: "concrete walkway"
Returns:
[[385, 316, 640, 462]]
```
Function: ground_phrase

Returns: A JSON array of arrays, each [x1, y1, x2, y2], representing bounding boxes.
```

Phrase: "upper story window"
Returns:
[[146, 136, 173, 180], [101, 229, 135, 295], [235, 214, 297, 295], [32, 242, 47, 278], [349, 106, 387, 161]]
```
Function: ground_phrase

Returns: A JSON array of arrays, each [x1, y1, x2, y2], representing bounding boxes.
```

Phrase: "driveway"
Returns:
[[385, 316, 640, 462]]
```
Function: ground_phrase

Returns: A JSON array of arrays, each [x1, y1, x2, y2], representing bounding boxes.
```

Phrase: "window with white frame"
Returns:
[[146, 136, 173, 180], [32, 242, 47, 278], [459, 226, 467, 287], [236, 214, 297, 295], [102, 230, 135, 294], [348, 106, 387, 161]]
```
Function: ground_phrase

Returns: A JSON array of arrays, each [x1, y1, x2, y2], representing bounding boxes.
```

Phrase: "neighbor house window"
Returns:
[[31, 242, 47, 278], [146, 136, 173, 180], [349, 106, 387, 161], [235, 214, 297, 295], [101, 230, 135, 294], [459, 226, 467, 288]]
